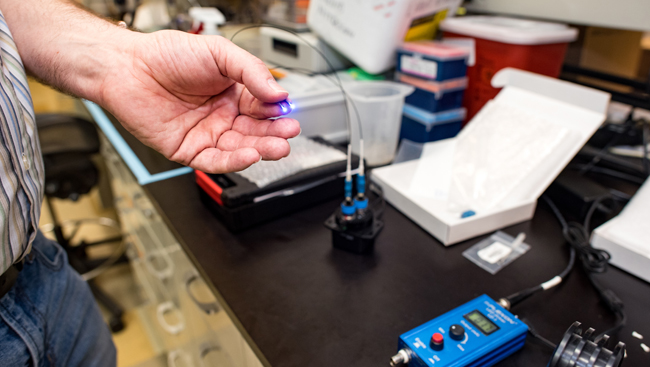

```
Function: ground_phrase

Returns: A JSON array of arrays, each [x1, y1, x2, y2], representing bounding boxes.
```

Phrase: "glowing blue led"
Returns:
[[288, 100, 295, 110], [280, 103, 287, 113]]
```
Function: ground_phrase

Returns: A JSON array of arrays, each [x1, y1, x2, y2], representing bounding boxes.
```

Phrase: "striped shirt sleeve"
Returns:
[[0, 9, 45, 275]]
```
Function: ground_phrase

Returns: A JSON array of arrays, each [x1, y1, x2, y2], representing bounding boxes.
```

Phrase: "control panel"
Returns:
[[390, 295, 528, 367]]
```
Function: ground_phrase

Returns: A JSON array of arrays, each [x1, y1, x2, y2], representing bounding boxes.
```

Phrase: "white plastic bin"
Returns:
[[307, 0, 462, 74], [279, 72, 355, 143], [283, 87, 348, 142], [346, 81, 414, 166], [259, 27, 351, 73]]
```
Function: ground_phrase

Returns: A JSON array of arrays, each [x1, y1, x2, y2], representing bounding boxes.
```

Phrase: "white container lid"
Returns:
[[440, 16, 578, 45]]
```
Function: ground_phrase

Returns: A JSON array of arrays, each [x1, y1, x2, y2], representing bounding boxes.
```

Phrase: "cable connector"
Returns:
[[344, 179, 353, 201], [497, 298, 511, 310], [354, 194, 369, 210], [357, 140, 366, 195], [389, 349, 410, 366], [541, 276, 563, 290], [356, 173, 366, 196], [341, 198, 356, 217], [344, 144, 353, 199], [601, 289, 624, 313]]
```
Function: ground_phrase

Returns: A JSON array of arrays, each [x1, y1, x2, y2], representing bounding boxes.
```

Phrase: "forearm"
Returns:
[[0, 0, 138, 101]]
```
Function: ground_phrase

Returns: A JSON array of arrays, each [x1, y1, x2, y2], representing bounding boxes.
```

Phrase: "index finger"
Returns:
[[212, 36, 289, 103]]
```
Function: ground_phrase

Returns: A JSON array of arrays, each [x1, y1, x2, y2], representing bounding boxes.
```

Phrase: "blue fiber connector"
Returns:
[[356, 174, 366, 195], [354, 174, 369, 210], [344, 178, 353, 200], [354, 196, 369, 210], [341, 200, 356, 216]]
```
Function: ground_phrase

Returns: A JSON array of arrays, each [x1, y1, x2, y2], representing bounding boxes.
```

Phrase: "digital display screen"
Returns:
[[464, 310, 499, 335]]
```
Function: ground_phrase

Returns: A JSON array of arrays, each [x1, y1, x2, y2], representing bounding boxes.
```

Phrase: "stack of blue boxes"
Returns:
[[396, 41, 469, 143]]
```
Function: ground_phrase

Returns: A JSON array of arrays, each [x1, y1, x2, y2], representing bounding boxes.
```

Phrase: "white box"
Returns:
[[307, 0, 462, 74], [591, 179, 650, 283], [259, 28, 351, 74], [372, 68, 610, 245]]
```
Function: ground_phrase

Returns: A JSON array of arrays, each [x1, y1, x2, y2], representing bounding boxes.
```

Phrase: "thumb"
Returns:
[[213, 37, 288, 103]]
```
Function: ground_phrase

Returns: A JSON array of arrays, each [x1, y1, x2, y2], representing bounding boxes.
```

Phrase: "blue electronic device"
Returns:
[[390, 295, 528, 367]]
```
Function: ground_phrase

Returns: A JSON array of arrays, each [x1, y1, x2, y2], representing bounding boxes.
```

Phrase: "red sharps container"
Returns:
[[440, 16, 578, 123]]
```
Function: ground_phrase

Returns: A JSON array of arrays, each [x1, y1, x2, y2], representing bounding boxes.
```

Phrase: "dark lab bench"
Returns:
[[96, 107, 650, 367]]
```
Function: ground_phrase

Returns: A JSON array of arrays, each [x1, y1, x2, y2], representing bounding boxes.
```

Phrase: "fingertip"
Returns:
[[268, 118, 301, 138], [256, 101, 286, 118], [273, 140, 291, 160], [216, 38, 287, 103], [230, 147, 261, 171], [245, 74, 288, 103], [268, 79, 289, 99], [257, 137, 290, 161]]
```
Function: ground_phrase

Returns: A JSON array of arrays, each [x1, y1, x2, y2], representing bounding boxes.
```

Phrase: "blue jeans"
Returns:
[[0, 232, 116, 366]]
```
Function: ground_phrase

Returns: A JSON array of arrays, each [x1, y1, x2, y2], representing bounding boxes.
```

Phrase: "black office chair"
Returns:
[[36, 114, 126, 332]]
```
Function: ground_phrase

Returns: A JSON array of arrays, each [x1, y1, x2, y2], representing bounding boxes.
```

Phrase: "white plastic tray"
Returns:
[[372, 68, 610, 245]]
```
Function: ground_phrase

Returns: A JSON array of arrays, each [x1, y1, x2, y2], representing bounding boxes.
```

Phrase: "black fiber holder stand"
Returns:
[[324, 180, 385, 254], [324, 205, 384, 254]]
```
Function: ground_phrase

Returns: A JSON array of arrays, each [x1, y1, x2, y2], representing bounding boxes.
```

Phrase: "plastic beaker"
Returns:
[[345, 81, 415, 166]]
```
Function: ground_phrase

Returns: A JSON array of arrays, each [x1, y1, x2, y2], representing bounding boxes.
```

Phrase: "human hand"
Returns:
[[99, 30, 300, 173]]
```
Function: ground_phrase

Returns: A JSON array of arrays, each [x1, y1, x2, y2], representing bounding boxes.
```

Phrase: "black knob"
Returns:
[[449, 324, 465, 341]]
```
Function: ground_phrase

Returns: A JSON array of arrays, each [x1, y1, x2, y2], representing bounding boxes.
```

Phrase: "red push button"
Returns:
[[431, 332, 444, 351]]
